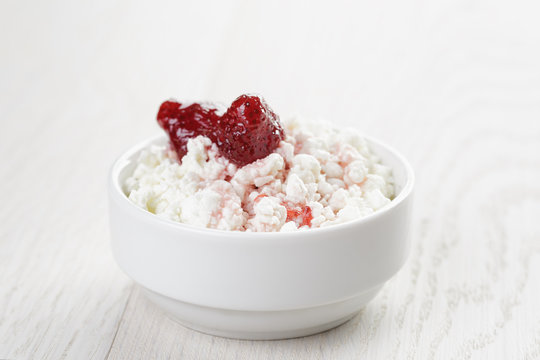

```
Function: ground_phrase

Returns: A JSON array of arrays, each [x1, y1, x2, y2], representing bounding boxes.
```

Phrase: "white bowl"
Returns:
[[108, 134, 414, 340]]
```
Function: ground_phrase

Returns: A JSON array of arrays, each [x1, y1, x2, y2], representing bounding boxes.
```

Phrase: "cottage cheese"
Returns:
[[124, 118, 395, 232]]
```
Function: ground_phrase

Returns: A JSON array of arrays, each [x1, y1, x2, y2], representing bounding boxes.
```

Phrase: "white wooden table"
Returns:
[[2, 0, 540, 358]]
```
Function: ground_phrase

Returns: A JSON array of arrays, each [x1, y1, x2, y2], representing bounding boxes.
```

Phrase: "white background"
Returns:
[[1, 0, 540, 359]]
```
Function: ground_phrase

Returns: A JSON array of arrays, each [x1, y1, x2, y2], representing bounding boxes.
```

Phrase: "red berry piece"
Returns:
[[157, 100, 221, 158], [157, 95, 284, 166], [217, 95, 284, 166]]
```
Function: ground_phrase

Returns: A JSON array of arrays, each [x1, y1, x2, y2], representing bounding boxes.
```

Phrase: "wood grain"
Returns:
[[1, 0, 539, 358]]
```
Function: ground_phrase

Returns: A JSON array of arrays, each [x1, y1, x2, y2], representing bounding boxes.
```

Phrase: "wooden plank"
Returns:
[[1, 0, 540, 358], [0, 0, 236, 358], [106, 1, 540, 358]]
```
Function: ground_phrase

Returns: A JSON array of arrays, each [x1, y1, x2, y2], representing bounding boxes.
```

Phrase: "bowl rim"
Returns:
[[109, 133, 414, 239]]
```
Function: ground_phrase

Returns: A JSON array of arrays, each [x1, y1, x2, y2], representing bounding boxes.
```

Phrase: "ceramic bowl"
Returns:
[[108, 134, 414, 340]]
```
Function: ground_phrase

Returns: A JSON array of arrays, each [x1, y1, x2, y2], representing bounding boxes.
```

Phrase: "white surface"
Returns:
[[108, 135, 412, 339], [1, 0, 540, 358]]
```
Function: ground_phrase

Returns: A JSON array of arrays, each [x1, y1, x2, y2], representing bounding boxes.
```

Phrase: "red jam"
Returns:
[[217, 95, 284, 167], [285, 204, 313, 227], [157, 95, 284, 166], [157, 101, 221, 159]]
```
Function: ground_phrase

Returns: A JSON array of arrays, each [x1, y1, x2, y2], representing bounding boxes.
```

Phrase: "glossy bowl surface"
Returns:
[[108, 134, 414, 339]]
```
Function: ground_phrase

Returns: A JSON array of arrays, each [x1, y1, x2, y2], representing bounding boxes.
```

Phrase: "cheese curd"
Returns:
[[124, 118, 395, 232]]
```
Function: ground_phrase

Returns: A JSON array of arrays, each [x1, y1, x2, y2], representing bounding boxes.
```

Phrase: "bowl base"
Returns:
[[173, 311, 357, 340], [142, 284, 383, 340]]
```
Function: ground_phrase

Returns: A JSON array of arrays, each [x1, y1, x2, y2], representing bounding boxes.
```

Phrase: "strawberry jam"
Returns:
[[157, 95, 284, 166]]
